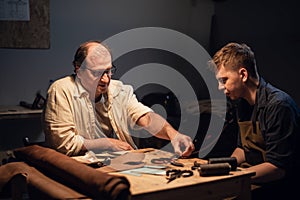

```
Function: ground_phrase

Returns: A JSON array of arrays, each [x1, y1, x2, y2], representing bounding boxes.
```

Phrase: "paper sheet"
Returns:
[[0, 0, 30, 21]]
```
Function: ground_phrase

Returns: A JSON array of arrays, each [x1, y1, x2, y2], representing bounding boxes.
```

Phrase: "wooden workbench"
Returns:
[[91, 149, 255, 200]]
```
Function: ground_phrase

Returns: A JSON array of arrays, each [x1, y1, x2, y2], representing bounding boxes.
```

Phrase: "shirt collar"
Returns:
[[256, 77, 268, 109], [73, 75, 89, 99], [107, 80, 122, 98]]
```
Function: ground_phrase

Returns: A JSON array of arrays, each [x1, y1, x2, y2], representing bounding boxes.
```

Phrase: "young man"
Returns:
[[210, 42, 300, 198], [43, 40, 194, 157]]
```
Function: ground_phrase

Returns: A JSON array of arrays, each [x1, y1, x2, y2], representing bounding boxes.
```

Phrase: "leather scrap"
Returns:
[[98, 152, 145, 173]]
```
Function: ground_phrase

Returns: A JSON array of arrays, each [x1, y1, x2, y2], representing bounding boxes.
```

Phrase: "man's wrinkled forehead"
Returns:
[[84, 43, 111, 70]]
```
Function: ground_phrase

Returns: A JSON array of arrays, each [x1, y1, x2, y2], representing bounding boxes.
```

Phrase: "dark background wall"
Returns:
[[0, 0, 213, 106], [211, 0, 300, 104], [0, 0, 299, 152]]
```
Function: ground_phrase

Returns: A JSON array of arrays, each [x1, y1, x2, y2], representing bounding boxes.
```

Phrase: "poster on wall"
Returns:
[[0, 0, 30, 21], [0, 0, 50, 49]]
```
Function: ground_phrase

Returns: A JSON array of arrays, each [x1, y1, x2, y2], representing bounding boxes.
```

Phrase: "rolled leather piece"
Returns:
[[208, 157, 238, 171], [13, 145, 131, 200], [0, 162, 87, 199], [199, 163, 231, 176]]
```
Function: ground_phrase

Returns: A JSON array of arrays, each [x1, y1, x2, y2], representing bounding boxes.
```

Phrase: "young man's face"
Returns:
[[215, 64, 245, 101], [77, 43, 112, 99]]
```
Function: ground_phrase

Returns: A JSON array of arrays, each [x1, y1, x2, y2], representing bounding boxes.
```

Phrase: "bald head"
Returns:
[[73, 40, 111, 73]]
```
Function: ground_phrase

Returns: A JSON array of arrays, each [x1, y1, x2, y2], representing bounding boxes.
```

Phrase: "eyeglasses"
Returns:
[[83, 64, 117, 77]]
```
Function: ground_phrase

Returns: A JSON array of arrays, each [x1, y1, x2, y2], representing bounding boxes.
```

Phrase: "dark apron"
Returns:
[[238, 121, 266, 167]]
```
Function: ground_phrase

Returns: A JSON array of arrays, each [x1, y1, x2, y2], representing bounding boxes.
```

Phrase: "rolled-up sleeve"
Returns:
[[123, 84, 153, 126]]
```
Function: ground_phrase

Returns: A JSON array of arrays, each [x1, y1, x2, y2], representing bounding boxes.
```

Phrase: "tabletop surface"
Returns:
[[73, 149, 255, 199], [110, 157, 254, 195]]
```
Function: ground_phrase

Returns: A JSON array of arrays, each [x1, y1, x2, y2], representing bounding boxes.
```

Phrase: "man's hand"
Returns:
[[171, 133, 195, 157], [83, 138, 134, 153], [107, 138, 134, 151], [136, 112, 195, 156]]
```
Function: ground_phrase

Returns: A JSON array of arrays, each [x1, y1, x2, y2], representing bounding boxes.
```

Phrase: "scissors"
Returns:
[[166, 169, 193, 183]]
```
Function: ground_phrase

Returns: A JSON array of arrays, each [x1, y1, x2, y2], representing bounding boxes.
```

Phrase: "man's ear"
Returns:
[[239, 67, 248, 82], [75, 65, 80, 73]]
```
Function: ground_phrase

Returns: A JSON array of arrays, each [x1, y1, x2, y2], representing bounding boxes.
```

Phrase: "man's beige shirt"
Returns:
[[43, 75, 152, 156]]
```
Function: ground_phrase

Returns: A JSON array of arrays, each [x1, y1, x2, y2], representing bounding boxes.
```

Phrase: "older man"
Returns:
[[43, 40, 194, 157]]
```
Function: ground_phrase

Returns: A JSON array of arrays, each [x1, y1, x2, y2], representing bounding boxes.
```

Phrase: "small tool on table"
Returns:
[[151, 155, 184, 167], [166, 169, 194, 183], [192, 160, 232, 176]]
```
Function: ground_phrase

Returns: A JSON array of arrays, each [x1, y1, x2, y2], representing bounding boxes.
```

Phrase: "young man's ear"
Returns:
[[239, 67, 248, 82]]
